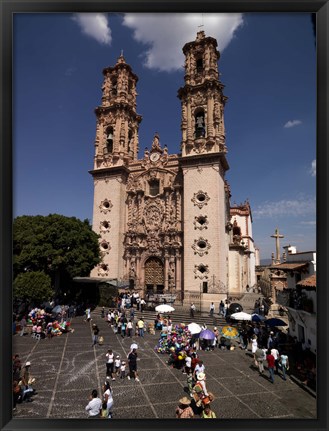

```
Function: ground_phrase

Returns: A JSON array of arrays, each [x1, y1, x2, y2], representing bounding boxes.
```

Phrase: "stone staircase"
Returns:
[[125, 308, 227, 328], [237, 292, 264, 313]]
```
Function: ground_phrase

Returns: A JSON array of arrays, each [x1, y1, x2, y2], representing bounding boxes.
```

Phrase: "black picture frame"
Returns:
[[1, 1, 328, 431]]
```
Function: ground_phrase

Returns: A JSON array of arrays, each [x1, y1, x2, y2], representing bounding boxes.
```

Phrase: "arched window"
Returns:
[[128, 129, 133, 153], [149, 179, 160, 196], [195, 110, 205, 138], [106, 127, 114, 153], [196, 57, 203, 74], [111, 79, 117, 95]]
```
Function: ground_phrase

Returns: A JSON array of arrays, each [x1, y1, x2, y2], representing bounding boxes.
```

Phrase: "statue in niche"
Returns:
[[129, 259, 136, 277], [152, 133, 161, 151]]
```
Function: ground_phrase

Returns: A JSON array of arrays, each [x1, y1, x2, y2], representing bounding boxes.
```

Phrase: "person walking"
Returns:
[[279, 352, 289, 381], [85, 389, 102, 418], [266, 349, 275, 383], [137, 318, 145, 337], [92, 324, 99, 347], [105, 349, 115, 380], [114, 355, 121, 376], [254, 346, 266, 375], [209, 302, 215, 317], [219, 300, 224, 316], [140, 298, 146, 312], [102, 380, 114, 418], [127, 348, 139, 381], [190, 303, 196, 318], [19, 316, 27, 337], [271, 346, 280, 374], [251, 335, 258, 364], [120, 361, 126, 379], [127, 319, 133, 337]]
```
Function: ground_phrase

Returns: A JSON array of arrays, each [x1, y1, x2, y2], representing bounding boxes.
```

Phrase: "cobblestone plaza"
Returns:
[[12, 309, 316, 420]]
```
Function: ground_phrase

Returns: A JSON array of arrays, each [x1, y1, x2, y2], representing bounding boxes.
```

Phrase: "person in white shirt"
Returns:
[[271, 347, 280, 374], [102, 380, 114, 418], [85, 389, 102, 418], [120, 361, 126, 379], [106, 349, 115, 380], [114, 355, 121, 376], [193, 360, 205, 380], [195, 372, 209, 396], [183, 354, 192, 374], [127, 320, 133, 337]]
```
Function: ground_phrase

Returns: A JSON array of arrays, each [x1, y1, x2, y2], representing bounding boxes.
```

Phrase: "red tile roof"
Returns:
[[297, 274, 316, 289]]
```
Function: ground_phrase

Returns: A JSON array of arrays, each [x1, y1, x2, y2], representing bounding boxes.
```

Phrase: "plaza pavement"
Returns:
[[12, 308, 316, 420]]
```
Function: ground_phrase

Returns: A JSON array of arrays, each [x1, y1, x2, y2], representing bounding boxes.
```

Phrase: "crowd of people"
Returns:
[[13, 291, 315, 419]]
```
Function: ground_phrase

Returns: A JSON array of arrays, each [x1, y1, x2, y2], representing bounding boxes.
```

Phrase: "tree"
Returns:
[[13, 271, 53, 304], [13, 214, 101, 292]]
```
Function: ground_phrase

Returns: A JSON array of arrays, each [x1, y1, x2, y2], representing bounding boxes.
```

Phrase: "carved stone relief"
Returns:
[[191, 190, 210, 209], [192, 237, 211, 257], [194, 263, 209, 279], [99, 199, 113, 214]]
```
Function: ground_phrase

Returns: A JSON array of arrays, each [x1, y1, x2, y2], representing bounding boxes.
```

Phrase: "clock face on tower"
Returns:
[[150, 152, 160, 162]]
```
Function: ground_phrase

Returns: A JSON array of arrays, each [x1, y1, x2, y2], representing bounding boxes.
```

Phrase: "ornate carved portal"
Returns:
[[123, 134, 183, 296], [144, 257, 164, 293]]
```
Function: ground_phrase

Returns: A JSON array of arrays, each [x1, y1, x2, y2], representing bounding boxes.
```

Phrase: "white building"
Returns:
[[275, 248, 316, 354]]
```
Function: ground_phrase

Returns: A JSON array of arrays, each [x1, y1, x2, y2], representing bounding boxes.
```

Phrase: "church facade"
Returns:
[[90, 31, 256, 309]]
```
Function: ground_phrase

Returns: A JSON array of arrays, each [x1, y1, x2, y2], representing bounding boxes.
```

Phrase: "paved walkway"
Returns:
[[12, 309, 316, 419]]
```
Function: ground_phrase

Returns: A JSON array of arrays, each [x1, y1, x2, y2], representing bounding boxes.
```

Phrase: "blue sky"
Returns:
[[13, 12, 316, 260]]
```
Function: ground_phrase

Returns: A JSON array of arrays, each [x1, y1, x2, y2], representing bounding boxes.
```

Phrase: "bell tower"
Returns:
[[93, 53, 142, 169], [178, 30, 228, 157], [179, 31, 230, 307]]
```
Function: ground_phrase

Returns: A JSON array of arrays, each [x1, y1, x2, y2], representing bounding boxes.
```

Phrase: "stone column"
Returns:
[[164, 255, 169, 291], [175, 253, 181, 296], [187, 97, 192, 142]]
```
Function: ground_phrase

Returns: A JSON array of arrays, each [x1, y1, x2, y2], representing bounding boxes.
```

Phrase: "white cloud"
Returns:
[[253, 196, 316, 219], [72, 13, 112, 45], [122, 13, 244, 72], [284, 119, 302, 128], [309, 159, 316, 177]]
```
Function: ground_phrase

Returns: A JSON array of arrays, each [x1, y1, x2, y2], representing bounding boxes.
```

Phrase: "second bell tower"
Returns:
[[178, 30, 228, 157]]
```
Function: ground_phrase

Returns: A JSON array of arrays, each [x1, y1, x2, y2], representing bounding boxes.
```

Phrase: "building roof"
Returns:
[[269, 262, 309, 271], [297, 274, 316, 289]]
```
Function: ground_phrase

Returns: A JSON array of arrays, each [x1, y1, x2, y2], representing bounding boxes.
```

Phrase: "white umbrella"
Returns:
[[155, 304, 175, 313], [130, 343, 138, 350], [187, 322, 202, 335], [230, 311, 252, 321]]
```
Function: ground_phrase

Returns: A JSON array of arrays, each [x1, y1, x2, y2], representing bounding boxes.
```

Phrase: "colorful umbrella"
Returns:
[[251, 313, 265, 322], [220, 325, 239, 339], [155, 304, 175, 313], [187, 322, 202, 335], [265, 317, 287, 327], [199, 329, 215, 340], [230, 311, 252, 321]]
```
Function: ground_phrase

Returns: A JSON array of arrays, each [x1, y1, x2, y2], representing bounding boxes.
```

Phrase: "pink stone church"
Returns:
[[89, 31, 257, 310]]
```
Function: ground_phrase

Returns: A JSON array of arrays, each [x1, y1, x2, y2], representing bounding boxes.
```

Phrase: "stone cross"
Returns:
[[271, 228, 284, 264]]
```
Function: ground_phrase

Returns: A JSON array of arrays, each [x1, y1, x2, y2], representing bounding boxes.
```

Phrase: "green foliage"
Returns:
[[13, 271, 53, 303], [13, 214, 101, 286]]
